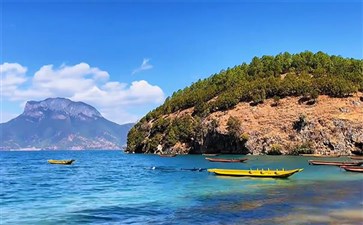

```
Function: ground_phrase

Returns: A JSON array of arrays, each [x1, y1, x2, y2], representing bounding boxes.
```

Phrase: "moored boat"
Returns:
[[203, 154, 219, 156], [351, 150, 363, 156], [48, 159, 75, 165], [158, 154, 177, 157], [300, 154, 340, 157], [340, 166, 363, 173], [208, 168, 303, 178], [349, 156, 363, 160], [205, 157, 248, 163], [308, 160, 363, 166]]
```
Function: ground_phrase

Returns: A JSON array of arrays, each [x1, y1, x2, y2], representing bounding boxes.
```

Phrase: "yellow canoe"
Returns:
[[208, 168, 303, 178], [48, 159, 75, 165]]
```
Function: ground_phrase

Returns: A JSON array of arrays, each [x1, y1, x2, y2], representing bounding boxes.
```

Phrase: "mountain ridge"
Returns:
[[0, 98, 134, 150], [23, 97, 102, 119]]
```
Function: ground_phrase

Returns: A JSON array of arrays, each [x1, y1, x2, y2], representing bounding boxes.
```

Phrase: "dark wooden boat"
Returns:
[[300, 154, 340, 158], [350, 156, 363, 160], [308, 160, 363, 166], [340, 166, 363, 173], [351, 150, 363, 156], [158, 154, 177, 157], [205, 157, 248, 163], [203, 154, 219, 156]]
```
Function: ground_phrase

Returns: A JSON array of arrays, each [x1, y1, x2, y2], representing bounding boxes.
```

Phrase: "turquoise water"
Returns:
[[1, 151, 363, 225]]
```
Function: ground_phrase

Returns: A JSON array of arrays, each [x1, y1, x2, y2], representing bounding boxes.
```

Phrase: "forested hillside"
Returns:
[[127, 51, 363, 155]]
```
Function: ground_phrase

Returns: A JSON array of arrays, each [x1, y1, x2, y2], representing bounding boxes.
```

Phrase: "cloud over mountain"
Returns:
[[1, 62, 165, 124]]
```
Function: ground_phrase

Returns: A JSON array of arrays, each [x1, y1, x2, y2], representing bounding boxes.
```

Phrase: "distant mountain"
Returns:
[[0, 98, 134, 150]]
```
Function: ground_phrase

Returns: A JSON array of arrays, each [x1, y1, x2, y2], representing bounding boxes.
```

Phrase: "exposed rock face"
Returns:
[[23, 98, 102, 120], [178, 131, 249, 155], [216, 94, 363, 155], [0, 98, 134, 150], [128, 93, 363, 155]]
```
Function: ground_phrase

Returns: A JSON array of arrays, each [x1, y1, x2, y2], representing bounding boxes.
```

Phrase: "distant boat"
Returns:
[[300, 154, 340, 157], [202, 154, 219, 156], [158, 154, 177, 157], [350, 156, 363, 160], [351, 150, 363, 156], [308, 160, 363, 166], [340, 166, 363, 173], [48, 159, 75, 165], [205, 157, 248, 163], [208, 168, 303, 178]]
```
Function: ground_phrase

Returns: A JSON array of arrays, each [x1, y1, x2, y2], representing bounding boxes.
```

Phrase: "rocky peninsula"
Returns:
[[126, 51, 363, 155]]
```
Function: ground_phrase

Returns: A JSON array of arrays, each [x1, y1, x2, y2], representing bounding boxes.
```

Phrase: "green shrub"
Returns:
[[240, 133, 249, 141], [271, 95, 281, 107], [289, 142, 314, 155], [267, 144, 282, 155], [227, 116, 242, 137]]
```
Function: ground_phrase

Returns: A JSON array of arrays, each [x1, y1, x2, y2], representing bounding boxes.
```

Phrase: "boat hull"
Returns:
[[300, 154, 340, 157], [208, 168, 303, 178], [205, 157, 248, 163], [158, 154, 177, 157], [350, 156, 363, 160], [48, 159, 75, 165], [340, 166, 363, 173], [308, 160, 363, 166]]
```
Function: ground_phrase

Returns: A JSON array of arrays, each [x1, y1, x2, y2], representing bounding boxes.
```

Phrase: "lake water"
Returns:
[[1, 151, 363, 225]]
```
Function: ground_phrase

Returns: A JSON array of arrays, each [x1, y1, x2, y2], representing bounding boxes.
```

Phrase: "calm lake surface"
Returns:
[[1, 151, 363, 225]]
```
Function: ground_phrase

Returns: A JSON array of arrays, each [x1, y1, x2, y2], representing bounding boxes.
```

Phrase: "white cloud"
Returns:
[[1, 62, 165, 124], [132, 58, 153, 75], [1, 63, 28, 94], [0, 62, 27, 74], [72, 80, 164, 107]]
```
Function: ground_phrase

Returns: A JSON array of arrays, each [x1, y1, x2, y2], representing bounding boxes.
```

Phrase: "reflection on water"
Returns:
[[1, 151, 362, 225]]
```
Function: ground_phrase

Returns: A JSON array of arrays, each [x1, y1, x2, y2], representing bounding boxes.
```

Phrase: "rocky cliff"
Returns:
[[0, 98, 134, 150], [128, 94, 363, 155], [210, 94, 363, 155]]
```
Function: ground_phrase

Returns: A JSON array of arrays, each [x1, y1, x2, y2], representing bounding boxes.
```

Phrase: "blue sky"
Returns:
[[1, 0, 362, 124]]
